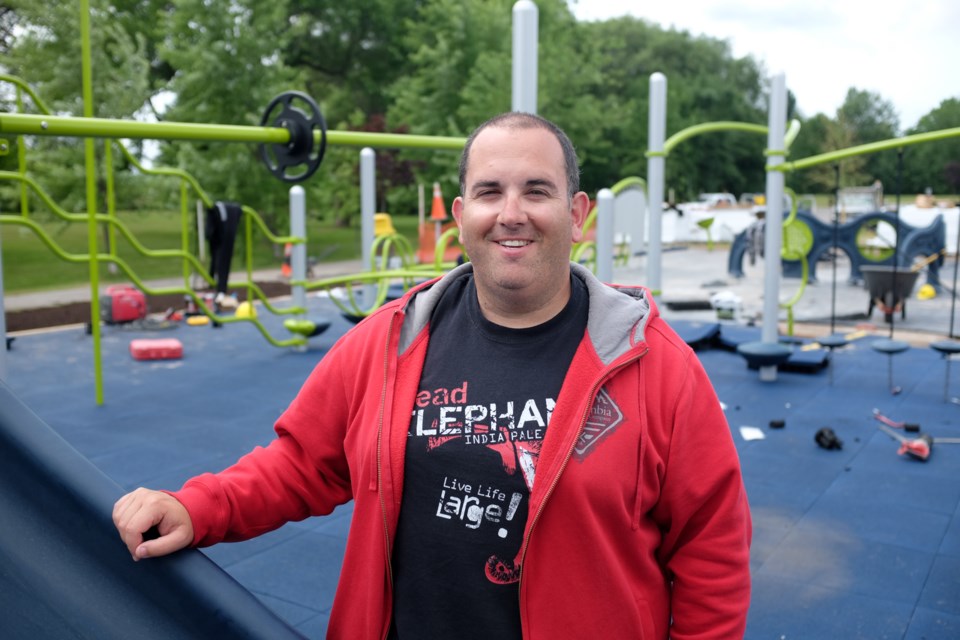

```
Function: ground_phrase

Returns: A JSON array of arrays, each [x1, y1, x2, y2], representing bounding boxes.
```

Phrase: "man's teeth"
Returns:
[[499, 240, 529, 247]]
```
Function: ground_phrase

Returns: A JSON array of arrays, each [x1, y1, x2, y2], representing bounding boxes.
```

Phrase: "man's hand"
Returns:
[[113, 488, 194, 561]]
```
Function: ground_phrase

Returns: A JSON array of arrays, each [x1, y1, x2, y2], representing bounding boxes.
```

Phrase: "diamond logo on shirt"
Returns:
[[574, 388, 623, 458]]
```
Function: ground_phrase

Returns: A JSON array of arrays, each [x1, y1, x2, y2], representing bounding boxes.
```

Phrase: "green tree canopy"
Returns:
[[2, 0, 957, 226], [903, 98, 960, 195]]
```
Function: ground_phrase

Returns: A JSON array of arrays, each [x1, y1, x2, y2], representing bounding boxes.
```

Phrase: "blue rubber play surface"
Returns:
[[3, 297, 959, 639]]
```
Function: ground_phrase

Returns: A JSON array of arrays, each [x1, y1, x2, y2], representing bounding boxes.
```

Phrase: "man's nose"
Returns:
[[498, 193, 527, 226]]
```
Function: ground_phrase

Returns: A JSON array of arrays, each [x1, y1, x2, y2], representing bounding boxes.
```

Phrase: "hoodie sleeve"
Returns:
[[652, 348, 752, 639], [172, 336, 358, 547]]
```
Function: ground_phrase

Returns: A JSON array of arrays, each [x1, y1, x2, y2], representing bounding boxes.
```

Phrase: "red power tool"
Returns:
[[875, 424, 934, 461], [873, 408, 960, 461]]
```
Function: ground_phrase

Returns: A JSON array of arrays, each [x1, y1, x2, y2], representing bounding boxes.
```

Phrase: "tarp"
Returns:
[[0, 381, 304, 640]]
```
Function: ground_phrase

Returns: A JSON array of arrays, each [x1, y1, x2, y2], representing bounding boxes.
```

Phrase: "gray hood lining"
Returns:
[[398, 262, 652, 365]]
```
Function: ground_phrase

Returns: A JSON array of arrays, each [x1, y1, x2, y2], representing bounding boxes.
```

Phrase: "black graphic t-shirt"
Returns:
[[389, 273, 588, 639]]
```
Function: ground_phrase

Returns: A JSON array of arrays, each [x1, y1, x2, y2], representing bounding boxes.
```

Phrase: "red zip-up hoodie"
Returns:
[[173, 263, 751, 639]]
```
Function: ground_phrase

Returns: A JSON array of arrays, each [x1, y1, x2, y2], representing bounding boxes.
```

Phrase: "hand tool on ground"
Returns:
[[872, 408, 920, 432], [875, 424, 933, 461]]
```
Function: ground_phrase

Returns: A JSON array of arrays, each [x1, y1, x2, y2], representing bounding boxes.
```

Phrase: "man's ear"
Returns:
[[451, 196, 465, 243], [570, 191, 590, 243]]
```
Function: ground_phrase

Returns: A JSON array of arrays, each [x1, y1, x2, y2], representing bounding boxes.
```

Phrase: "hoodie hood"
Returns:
[[395, 262, 656, 366]]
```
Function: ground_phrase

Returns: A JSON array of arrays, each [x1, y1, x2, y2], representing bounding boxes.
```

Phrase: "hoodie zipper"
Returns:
[[517, 348, 647, 605], [377, 312, 399, 592]]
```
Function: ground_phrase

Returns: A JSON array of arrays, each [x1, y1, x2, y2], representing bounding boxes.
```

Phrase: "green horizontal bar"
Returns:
[[663, 121, 768, 155], [0, 112, 465, 150], [330, 130, 465, 150], [773, 127, 960, 172], [0, 113, 287, 143]]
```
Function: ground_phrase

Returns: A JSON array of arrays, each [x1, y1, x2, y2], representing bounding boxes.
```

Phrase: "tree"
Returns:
[[835, 88, 899, 191], [579, 18, 768, 200], [155, 0, 300, 228], [283, 0, 423, 121], [1, 0, 152, 214], [902, 98, 960, 195], [384, 0, 516, 213], [0, 2, 19, 55], [787, 112, 868, 194]]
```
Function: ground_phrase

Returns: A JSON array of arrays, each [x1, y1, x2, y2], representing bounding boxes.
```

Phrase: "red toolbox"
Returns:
[[101, 285, 147, 324], [129, 338, 183, 361]]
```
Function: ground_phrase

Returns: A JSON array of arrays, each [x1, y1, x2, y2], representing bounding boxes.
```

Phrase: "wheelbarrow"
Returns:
[[861, 265, 920, 323]]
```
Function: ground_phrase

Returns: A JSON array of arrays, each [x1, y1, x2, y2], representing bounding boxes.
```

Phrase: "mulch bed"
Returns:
[[6, 281, 293, 333]]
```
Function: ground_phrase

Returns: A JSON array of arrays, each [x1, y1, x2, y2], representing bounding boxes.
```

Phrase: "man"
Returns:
[[114, 112, 751, 639]]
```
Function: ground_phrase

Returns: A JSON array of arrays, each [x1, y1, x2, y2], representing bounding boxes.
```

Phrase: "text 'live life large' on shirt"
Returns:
[[389, 272, 588, 639]]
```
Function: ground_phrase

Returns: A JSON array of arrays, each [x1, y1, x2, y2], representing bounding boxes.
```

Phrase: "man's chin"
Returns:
[[480, 270, 533, 294]]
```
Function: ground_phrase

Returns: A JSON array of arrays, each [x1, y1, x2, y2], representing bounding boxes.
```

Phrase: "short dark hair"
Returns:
[[458, 112, 580, 200]]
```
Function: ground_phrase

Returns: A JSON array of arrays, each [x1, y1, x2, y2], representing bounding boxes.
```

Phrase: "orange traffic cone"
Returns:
[[429, 182, 448, 250], [430, 182, 448, 222], [281, 243, 292, 277]]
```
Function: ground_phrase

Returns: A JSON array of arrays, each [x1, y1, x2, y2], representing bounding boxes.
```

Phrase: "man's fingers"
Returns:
[[112, 488, 193, 560], [135, 526, 193, 559]]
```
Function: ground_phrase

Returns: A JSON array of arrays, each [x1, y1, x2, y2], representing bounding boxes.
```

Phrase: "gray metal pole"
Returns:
[[760, 72, 788, 381], [512, 0, 538, 114], [646, 72, 667, 294], [289, 186, 307, 316], [360, 148, 377, 303], [596, 189, 615, 282]]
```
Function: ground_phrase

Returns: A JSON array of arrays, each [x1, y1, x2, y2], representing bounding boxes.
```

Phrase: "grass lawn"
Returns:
[[1, 210, 423, 294]]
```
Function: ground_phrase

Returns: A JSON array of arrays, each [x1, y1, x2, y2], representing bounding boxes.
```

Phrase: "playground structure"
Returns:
[[728, 210, 947, 287], [644, 71, 960, 379], [1, 0, 959, 399], [572, 176, 649, 271], [0, 72, 467, 403], [4, 3, 960, 639]]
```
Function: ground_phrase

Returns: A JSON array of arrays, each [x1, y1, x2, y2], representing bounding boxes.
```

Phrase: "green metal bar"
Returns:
[[0, 215, 98, 262], [778, 186, 806, 337], [653, 119, 802, 158], [105, 141, 118, 261], [610, 176, 647, 193], [0, 214, 306, 346], [0, 171, 215, 277], [0, 74, 54, 114], [0, 171, 91, 222], [180, 179, 191, 287], [80, 0, 104, 405], [329, 130, 464, 151], [432, 227, 462, 270], [245, 208, 254, 303], [0, 112, 466, 151], [0, 113, 289, 144], [0, 75, 222, 212], [663, 121, 768, 156], [581, 175, 648, 236], [774, 127, 960, 172], [15, 87, 28, 216], [115, 142, 215, 207], [240, 204, 299, 245]]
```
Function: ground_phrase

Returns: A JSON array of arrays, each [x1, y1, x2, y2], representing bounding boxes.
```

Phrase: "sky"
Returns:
[[569, 0, 959, 130]]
